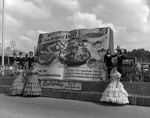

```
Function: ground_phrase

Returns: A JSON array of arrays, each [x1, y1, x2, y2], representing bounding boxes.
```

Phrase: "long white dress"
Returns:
[[23, 70, 42, 96], [100, 71, 129, 104], [9, 70, 26, 96]]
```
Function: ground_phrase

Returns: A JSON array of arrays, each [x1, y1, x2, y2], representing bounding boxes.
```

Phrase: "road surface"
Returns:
[[0, 93, 150, 118]]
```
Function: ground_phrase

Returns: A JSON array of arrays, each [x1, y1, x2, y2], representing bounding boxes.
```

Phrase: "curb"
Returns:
[[0, 85, 10, 93], [1, 85, 150, 107]]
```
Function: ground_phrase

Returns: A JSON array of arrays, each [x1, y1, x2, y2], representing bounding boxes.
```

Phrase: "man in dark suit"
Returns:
[[28, 51, 35, 69], [17, 52, 25, 69]]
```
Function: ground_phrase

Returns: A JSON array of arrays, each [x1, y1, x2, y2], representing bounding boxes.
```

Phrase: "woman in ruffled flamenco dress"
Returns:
[[23, 68, 42, 96], [100, 65, 129, 104], [9, 69, 26, 96]]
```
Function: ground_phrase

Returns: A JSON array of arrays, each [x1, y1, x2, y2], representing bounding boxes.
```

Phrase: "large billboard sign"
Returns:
[[34, 27, 114, 81]]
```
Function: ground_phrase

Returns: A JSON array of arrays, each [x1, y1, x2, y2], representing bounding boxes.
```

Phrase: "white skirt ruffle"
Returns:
[[9, 75, 26, 96], [23, 74, 42, 96], [100, 81, 129, 104]]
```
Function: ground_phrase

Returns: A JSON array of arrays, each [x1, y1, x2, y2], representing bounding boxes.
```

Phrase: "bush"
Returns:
[[143, 71, 150, 82]]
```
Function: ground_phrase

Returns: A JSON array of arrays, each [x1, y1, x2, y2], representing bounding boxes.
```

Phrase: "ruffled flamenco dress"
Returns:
[[9, 70, 26, 96], [100, 72, 129, 104], [23, 69, 42, 96]]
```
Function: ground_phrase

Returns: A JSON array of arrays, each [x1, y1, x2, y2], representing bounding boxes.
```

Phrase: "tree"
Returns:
[[126, 49, 150, 62]]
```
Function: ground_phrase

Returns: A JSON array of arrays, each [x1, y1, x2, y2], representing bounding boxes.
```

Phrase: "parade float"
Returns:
[[1, 27, 150, 107]]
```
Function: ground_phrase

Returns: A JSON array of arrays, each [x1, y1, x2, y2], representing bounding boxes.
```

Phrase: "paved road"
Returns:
[[0, 93, 150, 118]]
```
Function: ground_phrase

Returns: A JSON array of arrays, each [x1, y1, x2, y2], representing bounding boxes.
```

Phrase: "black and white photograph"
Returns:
[[0, 0, 150, 118]]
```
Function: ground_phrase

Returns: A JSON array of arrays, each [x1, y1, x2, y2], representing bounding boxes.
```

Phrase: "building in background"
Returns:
[[0, 48, 26, 66]]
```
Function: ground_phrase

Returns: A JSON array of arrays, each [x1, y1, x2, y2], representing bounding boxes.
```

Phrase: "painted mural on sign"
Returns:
[[34, 27, 114, 81]]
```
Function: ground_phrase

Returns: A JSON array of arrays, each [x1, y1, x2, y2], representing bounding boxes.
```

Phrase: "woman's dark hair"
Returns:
[[29, 51, 33, 54], [106, 49, 111, 55]]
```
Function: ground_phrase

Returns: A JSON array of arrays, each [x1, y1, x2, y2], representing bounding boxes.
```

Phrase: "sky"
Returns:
[[0, 0, 150, 52]]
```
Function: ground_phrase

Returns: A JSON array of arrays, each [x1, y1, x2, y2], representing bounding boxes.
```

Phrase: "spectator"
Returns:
[[13, 52, 18, 70]]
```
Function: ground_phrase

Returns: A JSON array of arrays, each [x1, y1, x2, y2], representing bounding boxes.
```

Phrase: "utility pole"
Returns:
[[1, 0, 5, 76]]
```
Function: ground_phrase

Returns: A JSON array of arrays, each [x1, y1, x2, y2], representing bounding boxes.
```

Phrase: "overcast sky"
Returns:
[[0, 0, 150, 52]]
